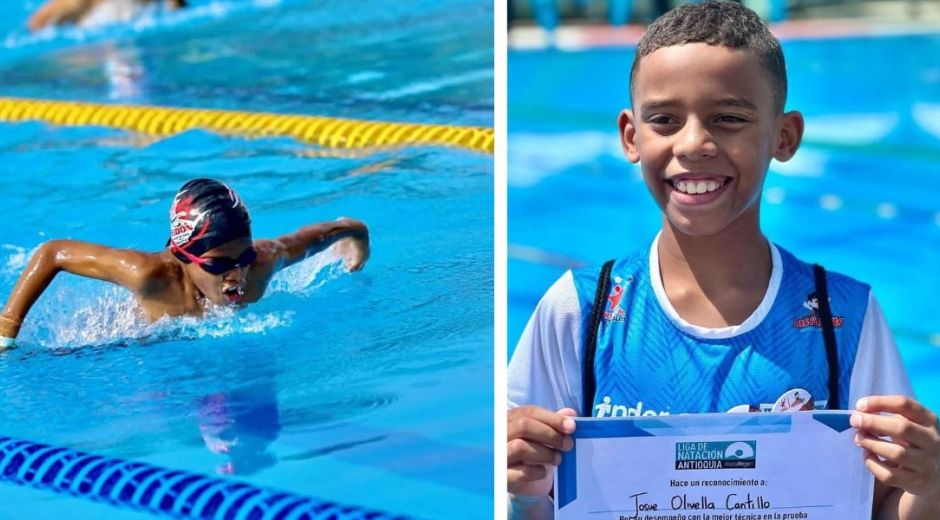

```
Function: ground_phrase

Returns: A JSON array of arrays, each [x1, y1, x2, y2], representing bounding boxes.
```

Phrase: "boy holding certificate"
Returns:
[[507, 2, 940, 519]]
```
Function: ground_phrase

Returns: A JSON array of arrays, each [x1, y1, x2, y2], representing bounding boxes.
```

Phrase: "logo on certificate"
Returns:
[[675, 441, 757, 470]]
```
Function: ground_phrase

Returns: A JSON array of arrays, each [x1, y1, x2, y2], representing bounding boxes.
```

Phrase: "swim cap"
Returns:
[[168, 179, 251, 258]]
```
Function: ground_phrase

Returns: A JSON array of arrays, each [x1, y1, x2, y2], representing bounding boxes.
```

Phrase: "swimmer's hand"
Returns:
[[334, 232, 369, 272], [0, 315, 20, 350]]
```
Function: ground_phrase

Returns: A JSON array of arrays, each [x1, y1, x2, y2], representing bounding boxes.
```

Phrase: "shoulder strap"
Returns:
[[583, 260, 615, 417], [813, 264, 840, 410]]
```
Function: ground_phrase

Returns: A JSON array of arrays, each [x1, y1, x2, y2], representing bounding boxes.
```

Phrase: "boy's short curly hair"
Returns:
[[630, 1, 787, 113]]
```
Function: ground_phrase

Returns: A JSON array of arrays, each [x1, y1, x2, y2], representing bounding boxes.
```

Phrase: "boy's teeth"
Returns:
[[674, 179, 723, 194]]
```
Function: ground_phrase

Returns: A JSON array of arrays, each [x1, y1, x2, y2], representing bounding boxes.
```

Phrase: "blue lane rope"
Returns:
[[0, 436, 410, 519]]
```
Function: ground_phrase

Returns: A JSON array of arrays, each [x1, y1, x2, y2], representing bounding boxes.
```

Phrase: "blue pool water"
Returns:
[[0, 1, 493, 518], [509, 30, 940, 411]]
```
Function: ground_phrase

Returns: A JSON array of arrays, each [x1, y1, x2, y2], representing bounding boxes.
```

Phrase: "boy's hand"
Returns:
[[852, 396, 940, 498], [0, 314, 21, 350], [333, 235, 369, 272], [508, 405, 576, 497]]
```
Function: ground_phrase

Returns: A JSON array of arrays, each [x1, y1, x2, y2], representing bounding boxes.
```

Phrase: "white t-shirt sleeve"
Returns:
[[508, 271, 585, 415], [847, 292, 914, 407]]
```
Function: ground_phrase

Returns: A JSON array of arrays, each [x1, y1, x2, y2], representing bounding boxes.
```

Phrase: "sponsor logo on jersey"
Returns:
[[793, 291, 845, 329], [594, 396, 669, 417]]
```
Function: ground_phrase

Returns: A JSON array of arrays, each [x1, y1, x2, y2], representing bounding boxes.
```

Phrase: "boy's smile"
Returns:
[[665, 173, 731, 206], [619, 42, 803, 237]]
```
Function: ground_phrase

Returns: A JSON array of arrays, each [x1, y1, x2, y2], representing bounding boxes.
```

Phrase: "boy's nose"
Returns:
[[223, 265, 248, 281], [673, 119, 717, 161]]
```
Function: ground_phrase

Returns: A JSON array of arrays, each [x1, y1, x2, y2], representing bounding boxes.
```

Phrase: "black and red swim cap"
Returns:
[[168, 179, 251, 259]]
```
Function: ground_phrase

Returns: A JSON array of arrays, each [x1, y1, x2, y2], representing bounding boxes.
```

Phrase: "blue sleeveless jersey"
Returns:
[[571, 245, 870, 417]]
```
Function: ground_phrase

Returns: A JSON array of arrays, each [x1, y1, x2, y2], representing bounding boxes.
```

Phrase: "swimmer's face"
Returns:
[[185, 237, 254, 306], [619, 43, 803, 237]]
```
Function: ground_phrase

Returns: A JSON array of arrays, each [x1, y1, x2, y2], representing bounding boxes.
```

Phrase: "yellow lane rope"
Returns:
[[0, 97, 494, 154]]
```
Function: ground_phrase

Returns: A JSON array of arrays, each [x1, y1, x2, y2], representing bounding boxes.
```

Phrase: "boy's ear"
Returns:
[[618, 109, 640, 164], [773, 111, 804, 162]]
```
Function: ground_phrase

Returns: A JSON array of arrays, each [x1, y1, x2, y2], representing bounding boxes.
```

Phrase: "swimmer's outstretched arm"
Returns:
[[0, 240, 157, 347], [27, 0, 98, 32], [29, 0, 185, 31], [263, 218, 370, 272]]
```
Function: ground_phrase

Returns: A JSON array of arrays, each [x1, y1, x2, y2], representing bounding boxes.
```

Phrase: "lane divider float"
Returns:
[[0, 97, 494, 154], [0, 435, 410, 519]]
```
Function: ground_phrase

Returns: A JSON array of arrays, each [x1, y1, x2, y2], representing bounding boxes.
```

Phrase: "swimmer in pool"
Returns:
[[0, 178, 369, 349], [28, 0, 186, 32]]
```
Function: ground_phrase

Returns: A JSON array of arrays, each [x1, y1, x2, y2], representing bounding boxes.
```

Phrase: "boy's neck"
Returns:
[[657, 215, 772, 328]]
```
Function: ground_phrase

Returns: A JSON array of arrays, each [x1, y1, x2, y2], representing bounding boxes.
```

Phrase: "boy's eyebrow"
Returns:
[[639, 100, 678, 114], [639, 97, 759, 114], [715, 97, 758, 110]]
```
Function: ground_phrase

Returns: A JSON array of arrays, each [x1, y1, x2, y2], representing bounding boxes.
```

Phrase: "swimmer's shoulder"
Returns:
[[250, 239, 284, 266], [132, 250, 185, 296]]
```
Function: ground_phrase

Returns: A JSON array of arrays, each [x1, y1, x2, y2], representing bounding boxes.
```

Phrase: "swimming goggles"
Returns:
[[171, 244, 257, 275]]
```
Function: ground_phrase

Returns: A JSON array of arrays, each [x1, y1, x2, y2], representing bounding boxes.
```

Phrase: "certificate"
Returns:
[[555, 412, 872, 520]]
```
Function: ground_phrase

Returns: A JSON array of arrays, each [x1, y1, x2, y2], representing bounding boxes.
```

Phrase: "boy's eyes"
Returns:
[[714, 114, 748, 124], [646, 115, 677, 125], [644, 114, 749, 126]]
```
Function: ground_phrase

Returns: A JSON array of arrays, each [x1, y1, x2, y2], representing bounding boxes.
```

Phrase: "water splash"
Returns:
[[19, 284, 297, 350], [29, 285, 148, 348], [266, 245, 347, 296], [2, 245, 344, 350], [1, 244, 35, 276], [161, 305, 295, 340]]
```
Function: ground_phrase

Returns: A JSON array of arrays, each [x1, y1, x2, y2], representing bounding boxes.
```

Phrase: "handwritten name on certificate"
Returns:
[[555, 412, 872, 520]]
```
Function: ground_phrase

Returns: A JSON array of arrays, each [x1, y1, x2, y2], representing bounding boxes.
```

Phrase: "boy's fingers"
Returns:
[[510, 405, 576, 434], [508, 420, 573, 452], [857, 396, 940, 428], [863, 450, 912, 489], [508, 439, 563, 467], [855, 432, 934, 474], [851, 412, 940, 451], [508, 463, 548, 484]]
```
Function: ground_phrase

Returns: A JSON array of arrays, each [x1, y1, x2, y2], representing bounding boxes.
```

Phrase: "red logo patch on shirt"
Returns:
[[603, 275, 630, 322], [793, 292, 845, 329]]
